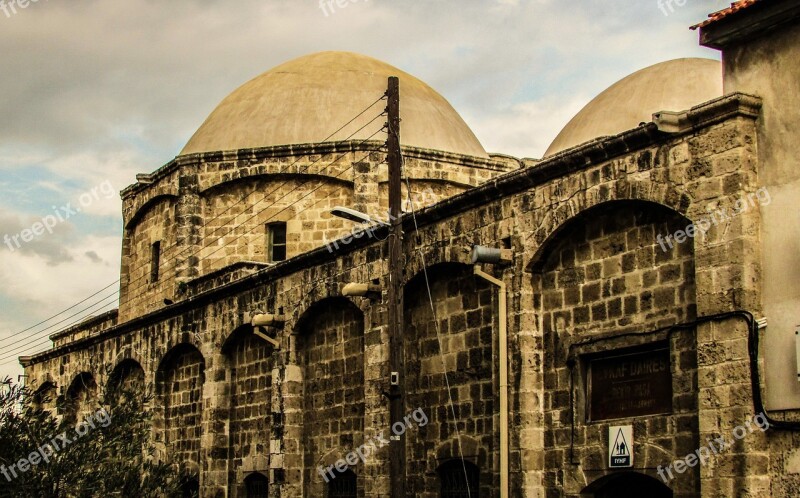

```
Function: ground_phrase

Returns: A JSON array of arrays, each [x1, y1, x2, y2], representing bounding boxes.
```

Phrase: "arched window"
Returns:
[[328, 469, 357, 498], [439, 460, 479, 498], [245, 472, 269, 498]]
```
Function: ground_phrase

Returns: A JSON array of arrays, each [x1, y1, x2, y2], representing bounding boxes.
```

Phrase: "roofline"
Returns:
[[20, 92, 761, 368], [122, 140, 518, 198], [693, 0, 800, 50]]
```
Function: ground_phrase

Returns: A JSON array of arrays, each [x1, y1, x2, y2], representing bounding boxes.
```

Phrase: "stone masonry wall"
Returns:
[[404, 263, 497, 498], [226, 332, 274, 497], [117, 143, 511, 322], [297, 298, 365, 497], [22, 96, 776, 497], [534, 202, 699, 497], [159, 344, 206, 476]]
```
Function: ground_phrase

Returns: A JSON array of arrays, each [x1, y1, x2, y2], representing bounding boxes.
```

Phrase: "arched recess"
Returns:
[[199, 175, 355, 271], [63, 372, 97, 425], [155, 343, 206, 473], [32, 381, 57, 412], [108, 358, 146, 391], [221, 325, 274, 496], [327, 468, 357, 498], [295, 297, 365, 497], [244, 471, 269, 498], [529, 200, 699, 496], [438, 459, 480, 498], [403, 263, 497, 496], [581, 472, 672, 498], [126, 193, 180, 229]]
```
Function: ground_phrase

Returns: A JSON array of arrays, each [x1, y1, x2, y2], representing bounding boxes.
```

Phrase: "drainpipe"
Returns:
[[472, 249, 510, 498]]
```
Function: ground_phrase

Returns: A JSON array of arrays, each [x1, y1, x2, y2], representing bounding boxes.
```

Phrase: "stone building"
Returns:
[[18, 1, 800, 496]]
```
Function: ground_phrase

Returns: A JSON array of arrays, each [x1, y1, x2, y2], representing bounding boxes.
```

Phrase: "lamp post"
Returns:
[[330, 76, 405, 497]]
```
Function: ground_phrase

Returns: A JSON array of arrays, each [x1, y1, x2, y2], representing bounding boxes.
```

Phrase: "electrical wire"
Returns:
[[399, 143, 472, 497], [1, 96, 386, 345], [125, 114, 387, 312], [6, 141, 387, 362]]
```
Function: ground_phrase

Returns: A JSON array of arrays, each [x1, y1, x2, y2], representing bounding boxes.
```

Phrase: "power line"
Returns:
[[0, 300, 120, 365], [6, 140, 387, 362], [122, 103, 388, 310], [0, 291, 120, 358], [2, 96, 386, 343], [0, 280, 119, 344], [401, 151, 473, 498], [125, 118, 387, 312], [0, 288, 120, 350]]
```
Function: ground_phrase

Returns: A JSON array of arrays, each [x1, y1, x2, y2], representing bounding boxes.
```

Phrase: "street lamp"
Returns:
[[330, 206, 389, 226]]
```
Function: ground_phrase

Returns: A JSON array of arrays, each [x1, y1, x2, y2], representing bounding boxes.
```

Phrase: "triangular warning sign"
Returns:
[[609, 426, 632, 467]]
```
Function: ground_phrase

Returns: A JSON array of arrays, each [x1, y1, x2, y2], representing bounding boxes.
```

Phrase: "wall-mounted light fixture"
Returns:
[[342, 282, 382, 299], [247, 313, 286, 349], [471, 245, 513, 265]]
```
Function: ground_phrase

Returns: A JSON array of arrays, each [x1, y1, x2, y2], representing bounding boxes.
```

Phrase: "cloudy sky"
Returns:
[[0, 0, 723, 380]]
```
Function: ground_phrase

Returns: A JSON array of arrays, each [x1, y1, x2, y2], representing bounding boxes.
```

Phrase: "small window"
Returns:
[[440, 460, 479, 498], [328, 469, 357, 498], [245, 472, 269, 498], [150, 241, 161, 282], [267, 222, 287, 262]]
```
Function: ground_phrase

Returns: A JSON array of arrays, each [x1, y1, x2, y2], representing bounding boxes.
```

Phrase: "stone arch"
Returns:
[[109, 347, 153, 386], [295, 297, 365, 497], [581, 471, 672, 498], [529, 199, 700, 497], [108, 358, 146, 392], [154, 332, 206, 371], [401, 245, 472, 287], [521, 167, 696, 261], [431, 434, 484, 471], [199, 172, 353, 197], [63, 372, 98, 425], [126, 193, 180, 229], [31, 380, 57, 412], [403, 262, 498, 495], [526, 199, 692, 272], [222, 324, 275, 495], [288, 287, 363, 340], [155, 343, 206, 474]]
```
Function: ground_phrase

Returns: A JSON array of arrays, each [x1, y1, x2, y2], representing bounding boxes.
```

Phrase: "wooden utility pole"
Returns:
[[386, 76, 406, 497]]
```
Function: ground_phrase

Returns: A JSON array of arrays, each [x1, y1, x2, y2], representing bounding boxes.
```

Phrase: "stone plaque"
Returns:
[[589, 347, 672, 421]]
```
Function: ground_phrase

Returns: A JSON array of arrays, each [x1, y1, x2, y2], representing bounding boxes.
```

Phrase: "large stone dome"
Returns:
[[181, 51, 488, 158], [544, 58, 722, 156]]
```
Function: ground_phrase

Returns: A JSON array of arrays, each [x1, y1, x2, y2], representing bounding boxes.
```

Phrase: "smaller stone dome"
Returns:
[[544, 58, 722, 156]]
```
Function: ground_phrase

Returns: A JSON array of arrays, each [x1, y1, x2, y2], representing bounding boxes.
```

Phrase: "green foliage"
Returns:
[[0, 376, 185, 498]]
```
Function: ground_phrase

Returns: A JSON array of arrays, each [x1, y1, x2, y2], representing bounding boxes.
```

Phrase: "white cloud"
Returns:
[[0, 0, 725, 381]]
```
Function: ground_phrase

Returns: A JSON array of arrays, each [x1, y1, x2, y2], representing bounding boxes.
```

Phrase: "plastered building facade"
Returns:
[[20, 2, 800, 496]]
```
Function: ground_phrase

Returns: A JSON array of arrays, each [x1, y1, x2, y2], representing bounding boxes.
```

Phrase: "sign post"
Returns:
[[608, 425, 633, 468]]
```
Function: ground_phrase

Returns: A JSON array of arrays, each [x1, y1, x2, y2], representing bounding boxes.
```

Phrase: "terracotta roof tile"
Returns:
[[691, 0, 762, 30]]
